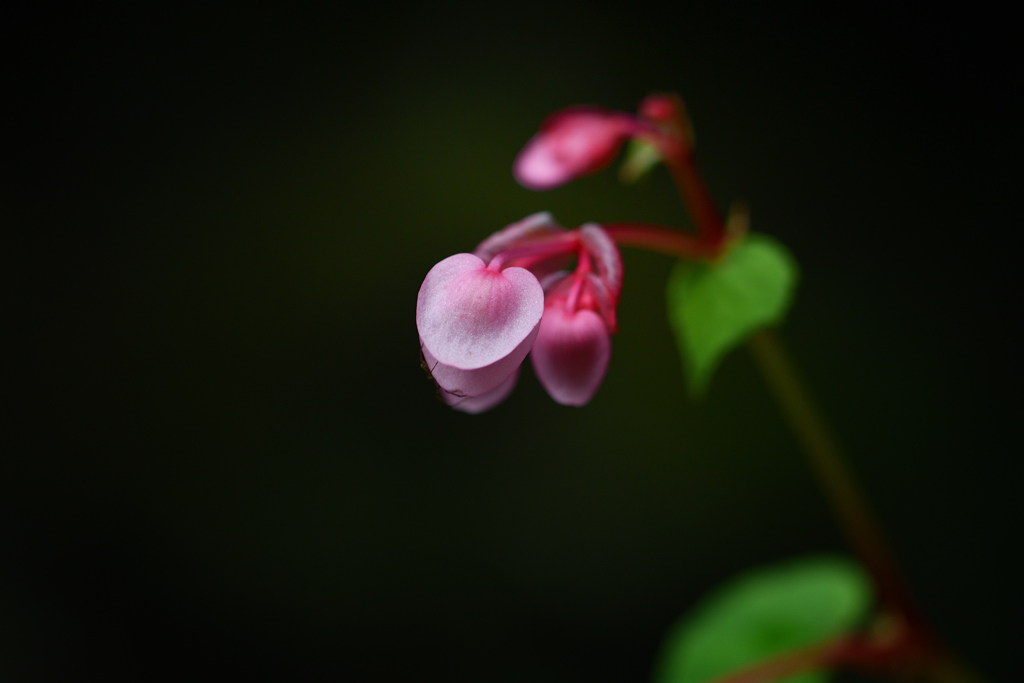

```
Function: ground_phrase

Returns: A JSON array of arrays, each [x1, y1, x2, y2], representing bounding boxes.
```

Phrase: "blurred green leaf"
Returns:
[[619, 138, 664, 183], [652, 556, 871, 683], [666, 232, 798, 395]]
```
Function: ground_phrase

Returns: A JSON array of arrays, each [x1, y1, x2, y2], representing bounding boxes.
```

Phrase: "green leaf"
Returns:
[[666, 232, 798, 395], [652, 556, 872, 683], [619, 138, 664, 183]]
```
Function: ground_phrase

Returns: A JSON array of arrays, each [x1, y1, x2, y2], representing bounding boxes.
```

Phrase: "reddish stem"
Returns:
[[662, 138, 725, 244], [636, 99, 726, 246], [625, 94, 987, 683], [601, 222, 716, 260], [706, 618, 942, 683], [706, 638, 848, 683], [487, 231, 579, 270], [635, 95, 924, 633], [746, 329, 916, 619]]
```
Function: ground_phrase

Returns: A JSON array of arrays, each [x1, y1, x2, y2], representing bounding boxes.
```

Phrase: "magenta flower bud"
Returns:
[[530, 305, 611, 407], [514, 107, 639, 190], [416, 253, 544, 398]]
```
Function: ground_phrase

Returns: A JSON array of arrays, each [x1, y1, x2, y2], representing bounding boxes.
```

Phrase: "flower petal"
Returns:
[[531, 307, 611, 406], [584, 273, 618, 334], [441, 367, 520, 414], [417, 254, 544, 370], [421, 330, 536, 398], [514, 107, 637, 191], [472, 212, 564, 263], [579, 223, 622, 298]]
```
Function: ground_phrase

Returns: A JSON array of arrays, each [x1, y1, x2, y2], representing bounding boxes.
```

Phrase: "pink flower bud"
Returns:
[[416, 253, 544, 398], [514, 107, 638, 190], [530, 305, 611, 406]]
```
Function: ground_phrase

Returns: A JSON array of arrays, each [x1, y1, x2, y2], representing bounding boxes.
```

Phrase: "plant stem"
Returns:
[[643, 95, 989, 682], [746, 328, 912, 617], [648, 97, 912, 614], [663, 144, 724, 244], [637, 97, 725, 247], [706, 639, 846, 683], [602, 222, 714, 260]]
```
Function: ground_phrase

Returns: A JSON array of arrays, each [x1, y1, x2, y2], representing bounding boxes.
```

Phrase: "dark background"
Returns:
[[6, 3, 1019, 681]]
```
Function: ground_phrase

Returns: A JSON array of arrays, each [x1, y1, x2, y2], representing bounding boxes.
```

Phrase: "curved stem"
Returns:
[[706, 641, 843, 683], [663, 142, 725, 245], [602, 222, 716, 260], [637, 95, 916, 618], [746, 328, 913, 617], [487, 232, 579, 271], [637, 101, 725, 245], [630, 94, 990, 682]]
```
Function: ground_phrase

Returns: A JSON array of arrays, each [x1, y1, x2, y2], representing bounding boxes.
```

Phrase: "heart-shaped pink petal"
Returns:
[[417, 253, 544, 371]]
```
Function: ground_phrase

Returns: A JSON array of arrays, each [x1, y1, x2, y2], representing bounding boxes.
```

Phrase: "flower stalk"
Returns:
[[747, 328, 910, 615], [417, 91, 985, 681], [601, 222, 715, 260]]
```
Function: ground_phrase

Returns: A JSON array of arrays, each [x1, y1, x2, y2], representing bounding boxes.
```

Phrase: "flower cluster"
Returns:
[[411, 92, 933, 683], [416, 212, 621, 412], [417, 94, 729, 412]]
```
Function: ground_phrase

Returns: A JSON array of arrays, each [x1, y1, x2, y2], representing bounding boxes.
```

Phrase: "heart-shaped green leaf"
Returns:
[[666, 232, 798, 395], [652, 556, 872, 683]]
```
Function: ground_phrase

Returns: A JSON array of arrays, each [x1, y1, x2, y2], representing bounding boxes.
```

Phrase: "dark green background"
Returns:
[[7, 4, 1018, 681]]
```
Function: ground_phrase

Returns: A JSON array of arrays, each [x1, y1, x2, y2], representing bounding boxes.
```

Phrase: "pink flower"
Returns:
[[530, 225, 620, 406], [416, 253, 544, 399], [416, 216, 623, 412], [514, 107, 641, 190]]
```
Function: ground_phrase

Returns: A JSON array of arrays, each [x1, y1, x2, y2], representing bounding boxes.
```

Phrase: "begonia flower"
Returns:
[[417, 216, 627, 411], [416, 253, 544, 398], [418, 94, 757, 412], [514, 107, 641, 190]]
